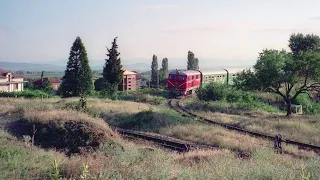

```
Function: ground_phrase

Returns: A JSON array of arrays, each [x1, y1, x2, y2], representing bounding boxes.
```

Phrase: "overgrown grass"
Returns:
[[89, 88, 169, 105], [109, 108, 194, 132], [197, 83, 284, 114], [1, 97, 320, 179], [1, 129, 320, 179], [181, 98, 320, 146]]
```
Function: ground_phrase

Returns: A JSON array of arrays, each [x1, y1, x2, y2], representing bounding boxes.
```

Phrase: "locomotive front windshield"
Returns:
[[169, 74, 186, 80], [178, 75, 186, 80]]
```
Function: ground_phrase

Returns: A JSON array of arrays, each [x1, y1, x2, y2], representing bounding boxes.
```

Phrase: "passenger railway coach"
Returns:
[[167, 68, 244, 96]]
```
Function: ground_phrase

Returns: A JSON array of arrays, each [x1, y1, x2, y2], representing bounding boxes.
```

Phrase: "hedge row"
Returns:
[[0, 90, 51, 98]]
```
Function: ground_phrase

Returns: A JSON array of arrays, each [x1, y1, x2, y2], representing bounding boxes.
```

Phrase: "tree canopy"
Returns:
[[60, 37, 93, 97], [159, 57, 168, 81], [151, 54, 159, 88], [235, 33, 320, 116]]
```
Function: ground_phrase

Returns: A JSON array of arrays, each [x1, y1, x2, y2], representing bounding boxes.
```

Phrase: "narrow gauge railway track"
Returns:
[[169, 98, 320, 153], [116, 128, 218, 152]]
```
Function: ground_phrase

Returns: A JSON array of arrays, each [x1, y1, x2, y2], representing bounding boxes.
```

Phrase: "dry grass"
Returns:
[[160, 124, 268, 152], [87, 98, 153, 113], [181, 99, 320, 146], [174, 149, 227, 166], [1, 97, 320, 179], [24, 109, 114, 133]]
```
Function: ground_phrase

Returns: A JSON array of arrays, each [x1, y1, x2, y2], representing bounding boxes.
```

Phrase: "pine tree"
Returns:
[[151, 55, 159, 88], [103, 37, 123, 90], [60, 37, 93, 97]]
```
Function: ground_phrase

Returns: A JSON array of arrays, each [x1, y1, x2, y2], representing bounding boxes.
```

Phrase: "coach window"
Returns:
[[169, 74, 176, 79]]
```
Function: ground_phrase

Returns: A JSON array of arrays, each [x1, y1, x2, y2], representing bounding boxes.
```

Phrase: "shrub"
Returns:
[[225, 89, 243, 102], [0, 90, 51, 98], [23, 110, 119, 154], [197, 83, 227, 101], [294, 93, 320, 115]]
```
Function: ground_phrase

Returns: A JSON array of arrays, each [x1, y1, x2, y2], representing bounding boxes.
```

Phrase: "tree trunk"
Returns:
[[285, 98, 292, 117]]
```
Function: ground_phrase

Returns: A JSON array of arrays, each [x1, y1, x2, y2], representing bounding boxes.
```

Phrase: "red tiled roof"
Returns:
[[34, 77, 61, 84], [0, 68, 26, 79], [121, 69, 137, 75], [132, 71, 142, 80]]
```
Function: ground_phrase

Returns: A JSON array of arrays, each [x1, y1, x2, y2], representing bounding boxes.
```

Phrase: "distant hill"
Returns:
[[0, 61, 65, 72], [0, 59, 252, 73], [0, 62, 151, 73]]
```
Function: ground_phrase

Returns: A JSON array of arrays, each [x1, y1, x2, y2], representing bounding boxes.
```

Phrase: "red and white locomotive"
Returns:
[[167, 70, 202, 96]]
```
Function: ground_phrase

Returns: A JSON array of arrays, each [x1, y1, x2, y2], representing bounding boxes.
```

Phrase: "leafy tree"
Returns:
[[60, 37, 93, 97], [194, 58, 199, 70], [187, 51, 195, 70], [40, 81, 53, 93], [151, 54, 159, 88], [187, 51, 199, 70], [289, 33, 320, 56], [235, 33, 320, 116], [159, 57, 168, 80], [103, 37, 123, 88]]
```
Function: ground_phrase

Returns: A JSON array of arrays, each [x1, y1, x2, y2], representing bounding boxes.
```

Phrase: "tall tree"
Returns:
[[187, 51, 195, 70], [235, 33, 320, 116], [60, 37, 92, 97], [103, 37, 123, 87], [187, 51, 199, 70], [151, 54, 159, 88], [159, 57, 168, 80], [194, 58, 199, 70]]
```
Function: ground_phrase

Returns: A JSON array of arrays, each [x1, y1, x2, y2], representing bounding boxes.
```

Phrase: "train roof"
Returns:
[[200, 68, 245, 75], [169, 70, 200, 76]]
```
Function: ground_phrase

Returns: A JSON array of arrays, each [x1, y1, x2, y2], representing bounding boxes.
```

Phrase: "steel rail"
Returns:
[[169, 98, 320, 153]]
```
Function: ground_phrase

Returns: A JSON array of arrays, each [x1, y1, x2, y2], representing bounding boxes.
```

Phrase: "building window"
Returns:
[[128, 88, 131, 90], [128, 81, 131, 83]]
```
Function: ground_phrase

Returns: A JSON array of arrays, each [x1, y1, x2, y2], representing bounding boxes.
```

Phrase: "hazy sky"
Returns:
[[1, 0, 320, 68]]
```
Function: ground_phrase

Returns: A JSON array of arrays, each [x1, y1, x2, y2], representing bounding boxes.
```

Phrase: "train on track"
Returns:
[[167, 68, 244, 96]]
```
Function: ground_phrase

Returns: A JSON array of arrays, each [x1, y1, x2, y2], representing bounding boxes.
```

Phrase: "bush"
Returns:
[[195, 84, 282, 113], [225, 89, 243, 102], [197, 83, 227, 101], [0, 90, 51, 98], [294, 93, 320, 115]]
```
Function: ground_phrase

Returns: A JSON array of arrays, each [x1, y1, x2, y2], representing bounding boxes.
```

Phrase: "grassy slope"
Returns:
[[0, 97, 320, 179], [181, 98, 320, 146], [1, 129, 320, 180]]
